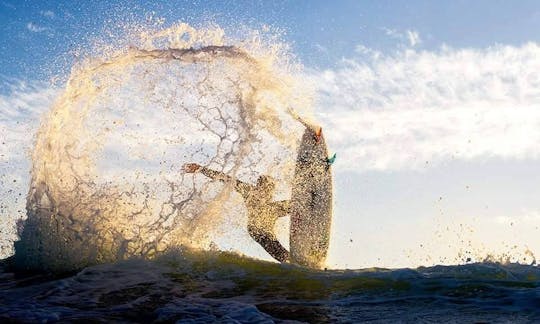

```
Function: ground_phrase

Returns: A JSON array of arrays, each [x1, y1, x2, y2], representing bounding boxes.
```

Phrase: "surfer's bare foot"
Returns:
[[183, 163, 201, 173]]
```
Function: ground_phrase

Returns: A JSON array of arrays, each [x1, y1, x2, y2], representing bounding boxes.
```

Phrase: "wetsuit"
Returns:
[[199, 167, 290, 262]]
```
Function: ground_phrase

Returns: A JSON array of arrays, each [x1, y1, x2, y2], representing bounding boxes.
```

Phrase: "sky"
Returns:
[[2, 0, 540, 268]]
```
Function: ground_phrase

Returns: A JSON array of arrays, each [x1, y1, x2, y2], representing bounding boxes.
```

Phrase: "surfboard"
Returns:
[[289, 122, 333, 268]]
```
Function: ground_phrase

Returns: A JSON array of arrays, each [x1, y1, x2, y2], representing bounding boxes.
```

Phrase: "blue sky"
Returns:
[[4, 1, 540, 79], [3, 1, 540, 268]]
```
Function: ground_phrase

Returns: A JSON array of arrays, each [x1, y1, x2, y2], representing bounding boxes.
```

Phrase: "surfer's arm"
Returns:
[[183, 163, 252, 196], [271, 200, 290, 216], [198, 166, 232, 183], [198, 166, 251, 195]]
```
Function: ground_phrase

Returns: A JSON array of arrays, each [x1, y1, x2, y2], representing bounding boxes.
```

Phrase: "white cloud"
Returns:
[[311, 43, 540, 172], [382, 27, 400, 38], [26, 22, 55, 37], [354, 44, 381, 59], [495, 209, 540, 224], [382, 28, 421, 47], [0, 79, 57, 178], [314, 43, 328, 53], [0, 79, 57, 258], [406, 30, 421, 47], [40, 10, 55, 18], [26, 22, 46, 33]]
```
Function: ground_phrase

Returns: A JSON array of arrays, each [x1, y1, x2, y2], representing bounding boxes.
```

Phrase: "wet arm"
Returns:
[[271, 200, 290, 216], [199, 166, 232, 182], [199, 166, 251, 196]]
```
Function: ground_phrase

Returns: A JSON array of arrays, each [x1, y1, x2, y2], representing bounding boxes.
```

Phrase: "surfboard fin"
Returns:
[[326, 153, 336, 165]]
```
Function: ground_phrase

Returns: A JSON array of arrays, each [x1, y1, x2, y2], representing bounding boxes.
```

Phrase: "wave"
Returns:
[[1, 249, 539, 322]]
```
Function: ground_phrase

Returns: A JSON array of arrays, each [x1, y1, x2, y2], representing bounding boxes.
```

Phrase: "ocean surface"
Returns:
[[1, 249, 539, 323]]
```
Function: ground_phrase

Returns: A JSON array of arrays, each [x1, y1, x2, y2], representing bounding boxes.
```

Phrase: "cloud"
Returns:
[[314, 43, 328, 53], [26, 22, 55, 37], [40, 10, 55, 18], [0, 78, 57, 164], [311, 43, 540, 172], [495, 209, 540, 225], [0, 79, 57, 258], [382, 27, 400, 38], [354, 44, 381, 59], [26, 22, 46, 33], [382, 28, 421, 47], [406, 30, 421, 47]]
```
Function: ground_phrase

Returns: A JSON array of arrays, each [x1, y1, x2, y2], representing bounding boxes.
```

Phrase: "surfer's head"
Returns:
[[256, 175, 275, 192]]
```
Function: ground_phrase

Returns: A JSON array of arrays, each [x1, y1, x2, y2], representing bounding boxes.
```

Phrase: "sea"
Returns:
[[1, 249, 539, 323]]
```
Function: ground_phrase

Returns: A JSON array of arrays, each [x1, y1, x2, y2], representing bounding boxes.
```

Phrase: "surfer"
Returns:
[[182, 163, 291, 263]]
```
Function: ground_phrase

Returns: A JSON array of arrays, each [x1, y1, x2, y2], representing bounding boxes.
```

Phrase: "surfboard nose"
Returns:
[[315, 127, 323, 143]]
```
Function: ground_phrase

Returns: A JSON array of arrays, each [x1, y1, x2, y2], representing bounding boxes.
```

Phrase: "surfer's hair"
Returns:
[[257, 175, 275, 187]]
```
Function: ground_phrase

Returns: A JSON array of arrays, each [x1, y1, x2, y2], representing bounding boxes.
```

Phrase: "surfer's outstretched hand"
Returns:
[[182, 163, 201, 173]]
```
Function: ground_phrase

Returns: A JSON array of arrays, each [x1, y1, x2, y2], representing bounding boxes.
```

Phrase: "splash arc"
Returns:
[[11, 24, 312, 272]]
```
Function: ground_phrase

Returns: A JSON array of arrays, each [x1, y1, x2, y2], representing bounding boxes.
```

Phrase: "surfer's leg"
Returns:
[[247, 225, 290, 263]]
